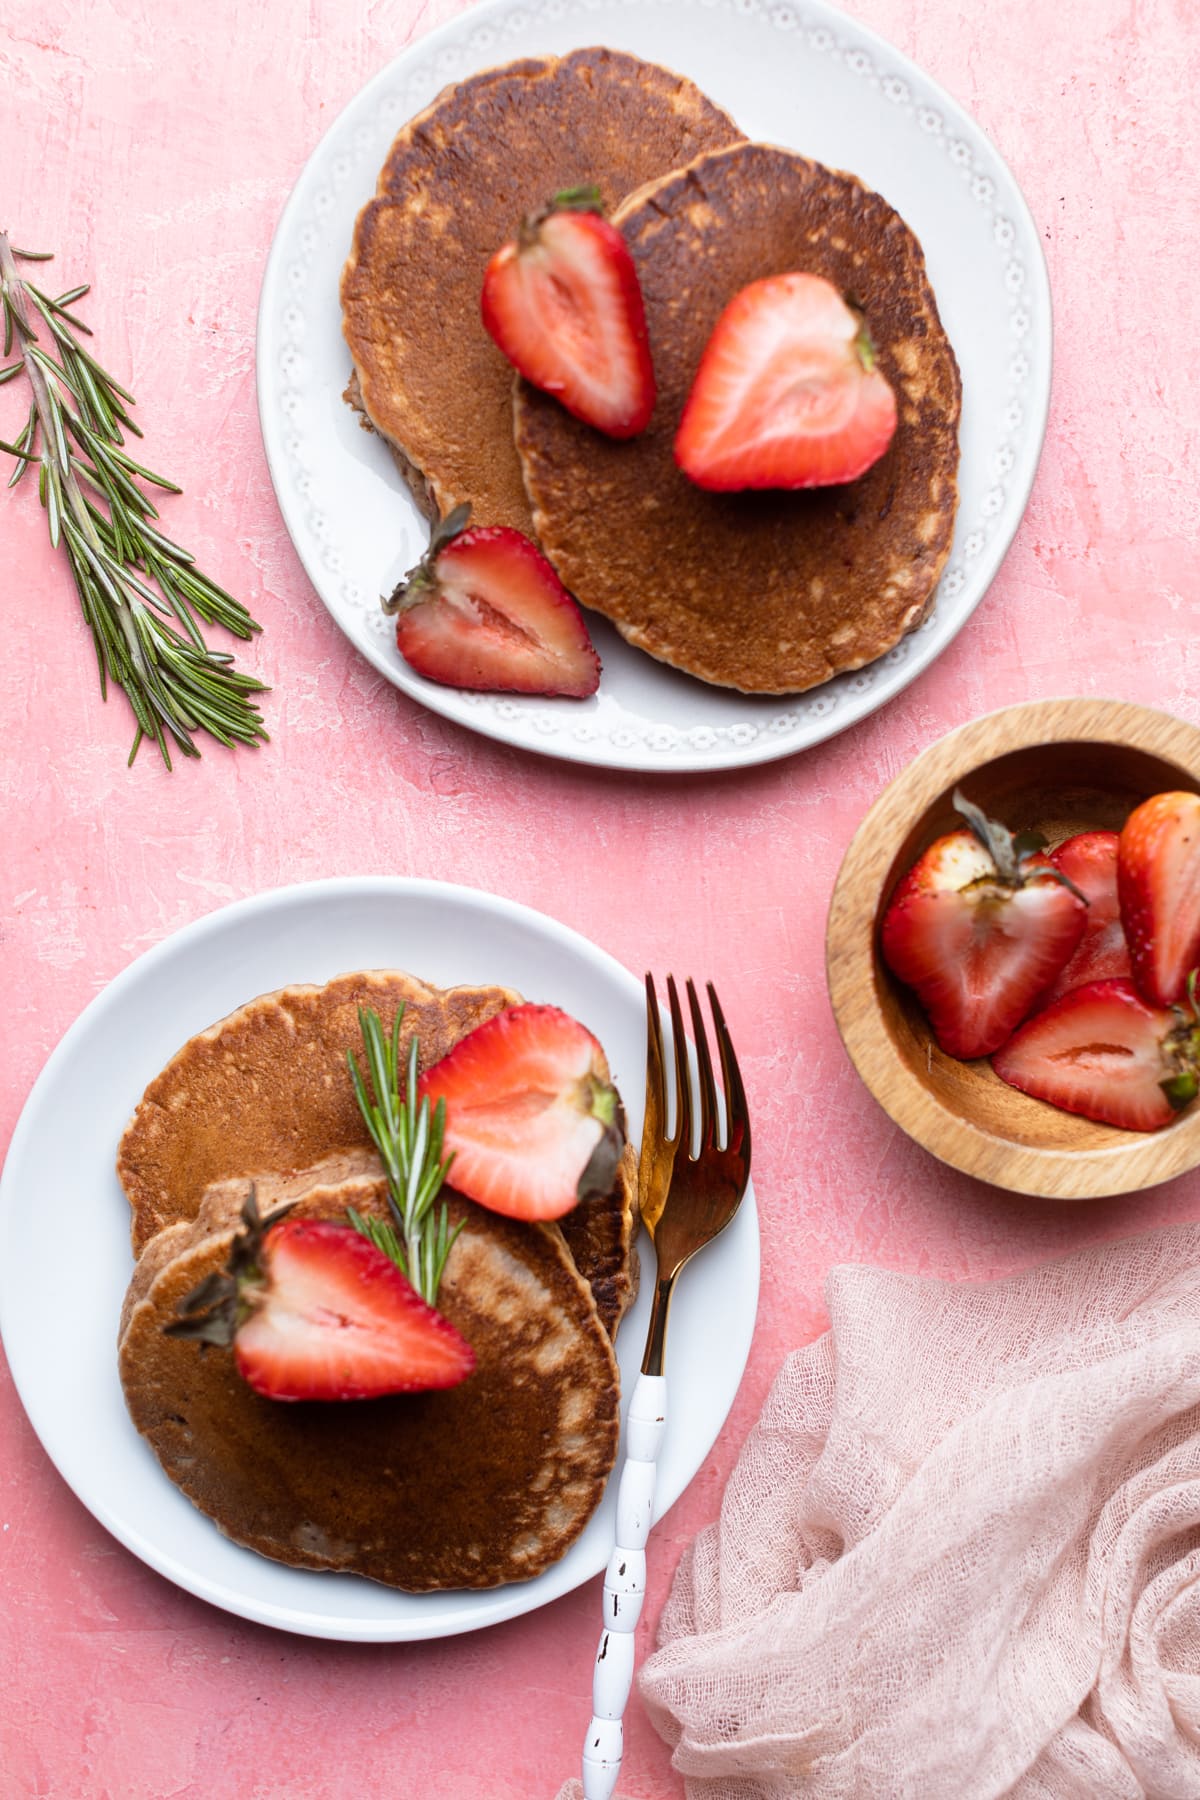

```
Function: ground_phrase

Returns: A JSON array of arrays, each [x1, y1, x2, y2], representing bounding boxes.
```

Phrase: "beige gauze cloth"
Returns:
[[559, 1221, 1200, 1800]]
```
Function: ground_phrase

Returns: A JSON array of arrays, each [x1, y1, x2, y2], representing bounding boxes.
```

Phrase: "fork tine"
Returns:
[[686, 978, 718, 1149], [639, 974, 677, 1236], [644, 972, 672, 1152], [665, 974, 692, 1155], [645, 971, 667, 1126], [708, 982, 751, 1162]]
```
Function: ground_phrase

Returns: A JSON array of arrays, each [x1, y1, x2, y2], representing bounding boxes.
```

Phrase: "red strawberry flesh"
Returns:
[[481, 204, 655, 437], [992, 978, 1200, 1132], [1118, 791, 1200, 1005], [1035, 830, 1131, 1007], [880, 815, 1088, 1060], [393, 524, 600, 698], [674, 273, 897, 491], [884, 882, 1087, 1059], [419, 1004, 623, 1222], [888, 826, 997, 908], [234, 1219, 475, 1401]]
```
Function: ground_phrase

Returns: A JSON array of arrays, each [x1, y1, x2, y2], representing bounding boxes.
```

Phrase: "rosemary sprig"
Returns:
[[346, 1005, 461, 1306], [0, 231, 268, 768]]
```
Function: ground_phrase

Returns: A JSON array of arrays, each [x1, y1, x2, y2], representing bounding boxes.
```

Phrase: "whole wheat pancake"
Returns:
[[564, 1138, 638, 1338], [116, 970, 638, 1336], [119, 1175, 621, 1591], [117, 1152, 387, 1346], [118, 971, 514, 1254], [514, 142, 962, 693], [340, 48, 742, 534]]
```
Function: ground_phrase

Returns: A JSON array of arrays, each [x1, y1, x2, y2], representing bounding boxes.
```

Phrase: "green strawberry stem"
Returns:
[[165, 1185, 296, 1346], [346, 1005, 459, 1306], [381, 502, 472, 616], [1162, 1067, 1199, 1110], [517, 184, 605, 250], [952, 788, 1088, 903], [1160, 969, 1200, 1111], [549, 184, 604, 214]]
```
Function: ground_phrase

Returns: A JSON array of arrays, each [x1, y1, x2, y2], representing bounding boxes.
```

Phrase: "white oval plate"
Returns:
[[0, 881, 758, 1641], [256, 0, 1051, 773]]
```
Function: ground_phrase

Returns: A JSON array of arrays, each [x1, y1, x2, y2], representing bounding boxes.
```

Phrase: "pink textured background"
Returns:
[[3, 1, 1199, 1794]]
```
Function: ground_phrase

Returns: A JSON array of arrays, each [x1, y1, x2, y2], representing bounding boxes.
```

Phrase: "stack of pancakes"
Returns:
[[117, 970, 638, 1591], [341, 48, 961, 696], [341, 47, 742, 535]]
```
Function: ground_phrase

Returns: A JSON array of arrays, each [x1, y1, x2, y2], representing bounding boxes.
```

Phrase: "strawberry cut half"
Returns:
[[481, 186, 655, 438], [674, 273, 898, 492], [1118, 791, 1200, 1005], [992, 977, 1200, 1132], [880, 792, 1088, 1060], [1034, 830, 1132, 1008], [166, 1192, 475, 1401], [418, 1004, 624, 1222], [385, 506, 600, 698]]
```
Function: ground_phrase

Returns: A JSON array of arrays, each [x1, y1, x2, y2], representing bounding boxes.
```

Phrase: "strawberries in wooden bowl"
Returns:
[[826, 699, 1200, 1199]]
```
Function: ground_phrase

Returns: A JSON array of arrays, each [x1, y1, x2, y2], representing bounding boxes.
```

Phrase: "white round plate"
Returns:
[[0, 881, 758, 1641], [256, 0, 1051, 773]]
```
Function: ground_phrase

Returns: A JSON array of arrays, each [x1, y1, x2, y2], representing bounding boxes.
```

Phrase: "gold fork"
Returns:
[[581, 975, 752, 1800]]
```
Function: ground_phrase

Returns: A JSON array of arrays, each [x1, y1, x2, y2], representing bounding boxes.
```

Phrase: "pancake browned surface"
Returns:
[[514, 142, 962, 694], [563, 1138, 638, 1337], [117, 971, 515, 1255], [119, 1177, 620, 1591], [117, 1151, 385, 1346], [116, 970, 638, 1337], [340, 48, 742, 534]]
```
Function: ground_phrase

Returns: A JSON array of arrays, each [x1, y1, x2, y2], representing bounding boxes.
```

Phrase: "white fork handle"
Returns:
[[581, 1371, 667, 1800]]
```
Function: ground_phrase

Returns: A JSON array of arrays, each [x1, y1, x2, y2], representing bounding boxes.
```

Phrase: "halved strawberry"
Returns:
[[166, 1191, 475, 1401], [481, 186, 655, 437], [1034, 830, 1132, 1007], [880, 792, 1088, 1059], [1118, 791, 1200, 1005], [993, 977, 1200, 1132], [384, 506, 600, 697], [674, 273, 897, 491], [418, 1004, 624, 1222]]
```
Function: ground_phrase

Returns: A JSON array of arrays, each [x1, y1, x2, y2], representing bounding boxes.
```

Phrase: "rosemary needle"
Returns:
[[0, 231, 268, 768], [346, 1004, 462, 1308]]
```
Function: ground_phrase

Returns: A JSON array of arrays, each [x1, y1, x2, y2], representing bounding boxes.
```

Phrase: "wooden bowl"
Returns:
[[826, 698, 1200, 1198]]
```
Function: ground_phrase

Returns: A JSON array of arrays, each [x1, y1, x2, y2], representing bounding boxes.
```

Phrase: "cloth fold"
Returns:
[[560, 1222, 1200, 1799]]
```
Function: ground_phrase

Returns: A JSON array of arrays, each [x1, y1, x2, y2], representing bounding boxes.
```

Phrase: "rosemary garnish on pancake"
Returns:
[[346, 1005, 460, 1305], [0, 233, 267, 768]]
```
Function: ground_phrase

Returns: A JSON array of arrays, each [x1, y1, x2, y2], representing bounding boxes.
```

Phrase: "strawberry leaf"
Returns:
[[381, 503, 473, 616], [548, 183, 604, 215], [1162, 1069, 1199, 1111], [951, 792, 1090, 903], [164, 1185, 296, 1345], [952, 789, 1019, 880]]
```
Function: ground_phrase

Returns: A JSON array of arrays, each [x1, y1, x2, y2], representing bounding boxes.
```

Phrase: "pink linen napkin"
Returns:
[[560, 1221, 1200, 1799]]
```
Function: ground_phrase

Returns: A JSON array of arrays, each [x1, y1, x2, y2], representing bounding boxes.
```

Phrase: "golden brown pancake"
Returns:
[[117, 1152, 387, 1346], [340, 47, 742, 533], [563, 1138, 638, 1339], [117, 971, 514, 1254], [514, 141, 962, 693], [116, 970, 638, 1336], [119, 1175, 621, 1591]]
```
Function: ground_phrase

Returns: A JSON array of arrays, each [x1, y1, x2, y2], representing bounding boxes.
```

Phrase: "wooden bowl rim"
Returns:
[[826, 697, 1200, 1199]]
